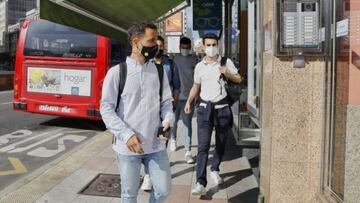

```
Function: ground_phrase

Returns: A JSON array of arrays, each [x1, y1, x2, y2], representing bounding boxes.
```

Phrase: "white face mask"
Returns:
[[205, 46, 218, 57], [180, 48, 190, 56]]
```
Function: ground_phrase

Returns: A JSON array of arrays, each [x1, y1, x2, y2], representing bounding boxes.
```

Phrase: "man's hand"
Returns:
[[220, 67, 242, 84], [173, 95, 179, 111], [126, 134, 144, 154], [219, 67, 229, 77], [158, 122, 171, 140], [163, 122, 171, 131], [184, 102, 192, 114]]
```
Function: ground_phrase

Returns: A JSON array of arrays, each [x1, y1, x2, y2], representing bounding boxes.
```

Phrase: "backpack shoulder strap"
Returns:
[[155, 63, 164, 103], [115, 62, 127, 112], [169, 58, 174, 78], [220, 57, 227, 67]]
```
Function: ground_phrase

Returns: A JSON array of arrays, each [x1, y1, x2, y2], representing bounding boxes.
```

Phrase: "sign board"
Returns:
[[336, 18, 349, 38], [165, 12, 183, 35], [27, 67, 91, 96], [167, 36, 180, 53], [193, 0, 222, 30]]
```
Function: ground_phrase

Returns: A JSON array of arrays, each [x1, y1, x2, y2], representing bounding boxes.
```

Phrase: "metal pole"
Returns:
[[224, 0, 233, 57]]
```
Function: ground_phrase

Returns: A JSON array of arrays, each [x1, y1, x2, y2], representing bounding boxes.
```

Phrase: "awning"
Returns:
[[40, 0, 186, 42]]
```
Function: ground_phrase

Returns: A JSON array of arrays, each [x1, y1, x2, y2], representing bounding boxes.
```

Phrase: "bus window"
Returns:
[[23, 21, 97, 59]]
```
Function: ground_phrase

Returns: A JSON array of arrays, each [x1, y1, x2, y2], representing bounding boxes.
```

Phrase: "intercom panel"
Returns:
[[276, 0, 323, 56]]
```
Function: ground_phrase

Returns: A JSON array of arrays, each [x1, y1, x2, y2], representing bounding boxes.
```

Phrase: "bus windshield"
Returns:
[[23, 21, 97, 59]]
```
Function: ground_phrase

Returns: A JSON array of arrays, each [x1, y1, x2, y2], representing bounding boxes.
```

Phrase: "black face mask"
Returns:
[[141, 44, 158, 62], [155, 49, 164, 59]]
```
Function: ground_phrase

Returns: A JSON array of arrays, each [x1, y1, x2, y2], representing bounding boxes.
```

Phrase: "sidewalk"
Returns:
[[0, 119, 259, 203]]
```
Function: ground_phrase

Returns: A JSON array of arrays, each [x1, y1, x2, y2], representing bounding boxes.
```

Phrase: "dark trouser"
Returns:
[[196, 104, 233, 187]]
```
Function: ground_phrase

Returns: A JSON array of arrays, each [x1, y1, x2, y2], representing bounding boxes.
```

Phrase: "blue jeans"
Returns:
[[171, 100, 194, 151], [116, 150, 171, 203]]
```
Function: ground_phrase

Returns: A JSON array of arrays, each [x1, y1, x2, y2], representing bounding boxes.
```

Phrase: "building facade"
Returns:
[[241, 0, 360, 202], [0, 0, 37, 54], [0, 0, 7, 53]]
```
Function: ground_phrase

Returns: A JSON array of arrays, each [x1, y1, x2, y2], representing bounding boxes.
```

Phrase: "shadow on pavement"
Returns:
[[203, 128, 259, 202], [40, 117, 106, 131], [228, 188, 259, 203]]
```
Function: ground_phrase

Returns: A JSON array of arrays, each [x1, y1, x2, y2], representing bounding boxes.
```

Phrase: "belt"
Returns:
[[199, 97, 229, 105]]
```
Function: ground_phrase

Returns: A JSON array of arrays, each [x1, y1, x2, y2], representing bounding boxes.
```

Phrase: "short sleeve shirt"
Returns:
[[194, 56, 238, 102]]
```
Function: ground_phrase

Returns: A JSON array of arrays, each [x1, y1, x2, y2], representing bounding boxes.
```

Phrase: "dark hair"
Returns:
[[157, 36, 165, 42], [128, 21, 157, 40], [180, 37, 191, 45], [202, 33, 219, 45]]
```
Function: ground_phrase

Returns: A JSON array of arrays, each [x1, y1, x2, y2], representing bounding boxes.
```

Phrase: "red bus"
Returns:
[[13, 20, 123, 120]]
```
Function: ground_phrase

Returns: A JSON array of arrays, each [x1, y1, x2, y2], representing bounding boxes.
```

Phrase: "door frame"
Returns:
[[247, 0, 263, 126]]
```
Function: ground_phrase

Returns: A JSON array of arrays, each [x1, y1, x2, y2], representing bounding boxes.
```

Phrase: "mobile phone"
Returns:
[[157, 127, 171, 138]]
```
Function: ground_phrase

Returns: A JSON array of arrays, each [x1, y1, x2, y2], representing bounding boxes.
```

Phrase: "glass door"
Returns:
[[326, 0, 351, 201], [247, 0, 262, 123]]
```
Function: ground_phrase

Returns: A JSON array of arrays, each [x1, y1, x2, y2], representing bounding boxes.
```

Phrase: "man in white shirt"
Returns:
[[184, 33, 242, 196], [100, 21, 174, 203]]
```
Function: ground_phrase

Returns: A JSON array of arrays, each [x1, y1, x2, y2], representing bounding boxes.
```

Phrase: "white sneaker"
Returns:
[[191, 182, 206, 196], [169, 138, 177, 151], [185, 151, 195, 164], [140, 174, 152, 191], [210, 171, 224, 185]]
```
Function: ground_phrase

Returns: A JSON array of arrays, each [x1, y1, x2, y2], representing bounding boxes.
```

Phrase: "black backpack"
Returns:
[[220, 57, 242, 106], [114, 61, 164, 113]]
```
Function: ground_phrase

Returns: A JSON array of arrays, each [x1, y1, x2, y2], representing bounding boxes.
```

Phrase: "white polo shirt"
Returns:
[[194, 55, 238, 102]]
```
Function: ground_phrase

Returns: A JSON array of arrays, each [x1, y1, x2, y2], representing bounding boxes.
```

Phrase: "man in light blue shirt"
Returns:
[[100, 21, 174, 203]]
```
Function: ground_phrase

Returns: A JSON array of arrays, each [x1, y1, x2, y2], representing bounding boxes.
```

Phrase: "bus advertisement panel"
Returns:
[[27, 67, 91, 97]]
